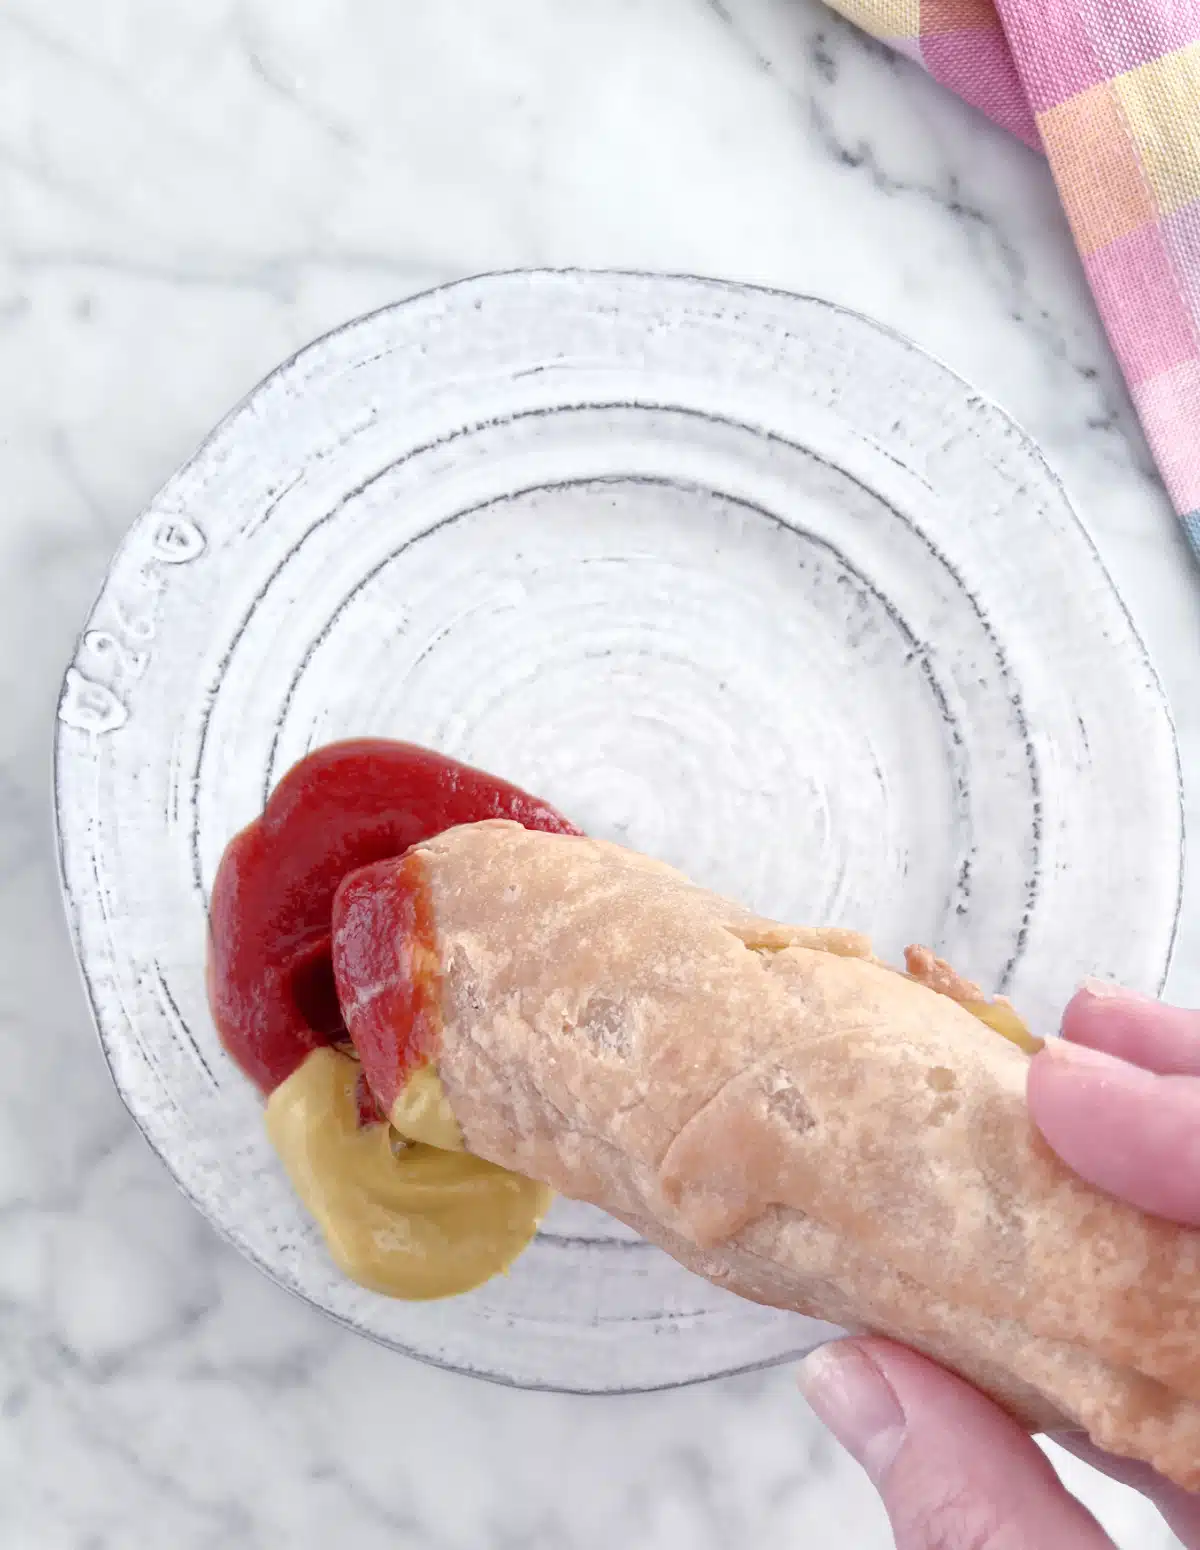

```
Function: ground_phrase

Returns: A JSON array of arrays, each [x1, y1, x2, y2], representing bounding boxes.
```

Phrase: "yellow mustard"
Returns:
[[963, 998, 1044, 1055], [265, 1046, 553, 1299]]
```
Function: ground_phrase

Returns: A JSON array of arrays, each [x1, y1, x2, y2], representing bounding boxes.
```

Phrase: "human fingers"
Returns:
[[1061, 982, 1200, 1076], [1027, 1037, 1200, 1225], [798, 1337, 1116, 1549]]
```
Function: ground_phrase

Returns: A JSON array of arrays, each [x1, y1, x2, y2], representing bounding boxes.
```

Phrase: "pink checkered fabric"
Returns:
[[828, 0, 1200, 555]]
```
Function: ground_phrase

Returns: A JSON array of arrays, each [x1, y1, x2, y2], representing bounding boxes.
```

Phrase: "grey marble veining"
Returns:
[[1, 1, 1197, 1545]]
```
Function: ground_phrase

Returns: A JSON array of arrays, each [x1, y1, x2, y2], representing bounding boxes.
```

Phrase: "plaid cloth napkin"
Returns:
[[829, 0, 1200, 558]]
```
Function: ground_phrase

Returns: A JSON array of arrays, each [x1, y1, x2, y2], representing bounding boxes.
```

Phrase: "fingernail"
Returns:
[[798, 1342, 906, 1483], [1077, 978, 1153, 1006], [1039, 1038, 1130, 1070]]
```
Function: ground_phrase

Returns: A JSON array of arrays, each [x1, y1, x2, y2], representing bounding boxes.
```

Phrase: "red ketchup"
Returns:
[[333, 851, 443, 1120], [207, 740, 579, 1098]]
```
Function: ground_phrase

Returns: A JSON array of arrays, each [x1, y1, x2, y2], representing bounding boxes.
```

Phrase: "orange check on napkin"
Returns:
[[828, 0, 1200, 556]]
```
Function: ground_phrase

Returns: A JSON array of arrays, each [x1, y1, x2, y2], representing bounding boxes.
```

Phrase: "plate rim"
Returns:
[[52, 267, 1186, 1391]]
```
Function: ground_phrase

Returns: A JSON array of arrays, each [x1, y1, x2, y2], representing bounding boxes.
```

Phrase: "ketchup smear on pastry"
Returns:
[[207, 739, 579, 1098]]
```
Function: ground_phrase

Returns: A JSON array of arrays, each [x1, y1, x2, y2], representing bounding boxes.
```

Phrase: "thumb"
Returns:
[[798, 1338, 1116, 1549]]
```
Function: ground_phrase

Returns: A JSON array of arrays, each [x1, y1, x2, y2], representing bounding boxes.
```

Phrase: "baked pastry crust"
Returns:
[[335, 821, 1200, 1488]]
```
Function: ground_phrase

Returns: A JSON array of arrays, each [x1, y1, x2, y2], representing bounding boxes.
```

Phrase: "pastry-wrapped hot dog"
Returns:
[[205, 742, 570, 1298], [333, 820, 1200, 1490]]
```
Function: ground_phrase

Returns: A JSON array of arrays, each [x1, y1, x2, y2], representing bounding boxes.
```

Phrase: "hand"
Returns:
[[798, 982, 1200, 1549]]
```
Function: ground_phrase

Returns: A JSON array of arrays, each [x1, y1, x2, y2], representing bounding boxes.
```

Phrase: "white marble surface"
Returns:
[[2, 2, 1198, 1546]]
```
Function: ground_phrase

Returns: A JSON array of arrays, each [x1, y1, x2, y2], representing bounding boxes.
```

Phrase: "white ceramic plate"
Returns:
[[56, 270, 1182, 1392]]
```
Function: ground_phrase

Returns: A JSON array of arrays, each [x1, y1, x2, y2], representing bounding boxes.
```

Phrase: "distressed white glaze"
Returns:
[[55, 271, 1181, 1392]]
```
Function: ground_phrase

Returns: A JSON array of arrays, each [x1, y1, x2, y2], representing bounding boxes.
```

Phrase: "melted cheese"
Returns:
[[963, 998, 1044, 1055]]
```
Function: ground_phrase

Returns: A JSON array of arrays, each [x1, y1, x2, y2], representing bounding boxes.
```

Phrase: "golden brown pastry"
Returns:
[[332, 821, 1200, 1490]]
